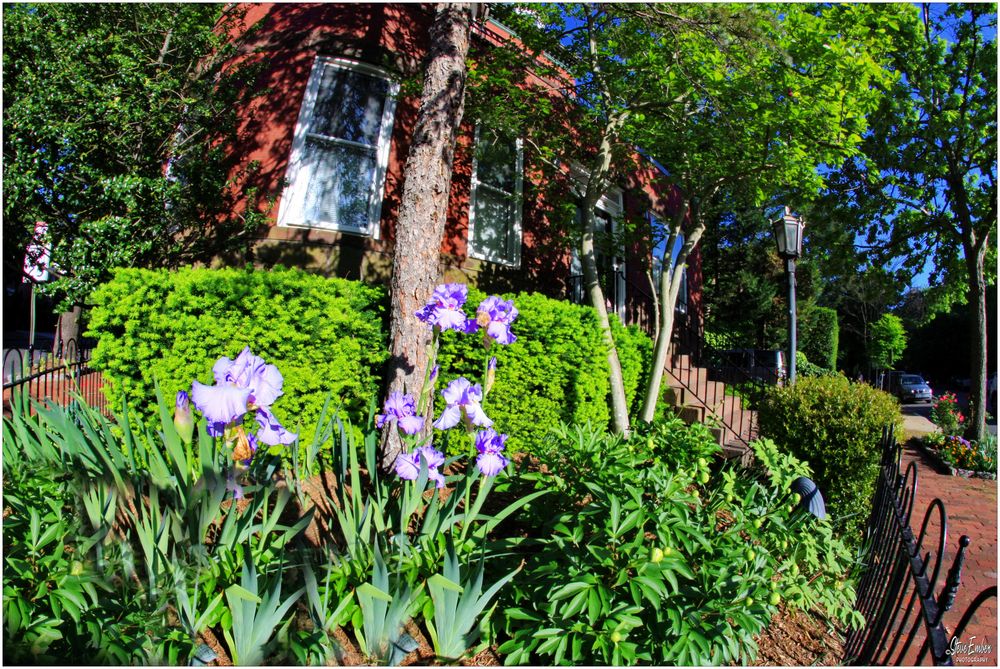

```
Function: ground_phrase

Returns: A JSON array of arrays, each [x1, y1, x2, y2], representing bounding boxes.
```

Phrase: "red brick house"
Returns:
[[221, 3, 702, 333]]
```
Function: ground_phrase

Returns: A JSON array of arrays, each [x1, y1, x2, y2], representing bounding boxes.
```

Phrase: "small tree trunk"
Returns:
[[56, 306, 82, 359], [579, 204, 630, 436], [381, 3, 473, 468], [579, 110, 631, 436], [639, 204, 705, 423]]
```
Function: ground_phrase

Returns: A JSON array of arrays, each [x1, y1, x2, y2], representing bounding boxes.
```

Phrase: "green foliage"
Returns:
[[86, 266, 387, 450], [800, 305, 839, 371], [2, 386, 314, 665], [758, 375, 902, 542], [496, 421, 863, 665], [3, 4, 269, 309], [795, 351, 837, 379], [868, 313, 907, 370], [435, 288, 652, 454]]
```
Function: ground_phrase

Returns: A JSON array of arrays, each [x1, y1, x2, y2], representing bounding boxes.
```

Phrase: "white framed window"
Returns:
[[468, 127, 523, 266], [277, 57, 399, 237]]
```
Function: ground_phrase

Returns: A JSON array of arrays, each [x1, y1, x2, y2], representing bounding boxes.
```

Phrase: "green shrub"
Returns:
[[435, 289, 652, 454], [86, 266, 387, 448], [795, 351, 837, 378], [800, 305, 839, 371], [496, 421, 862, 665], [758, 375, 901, 542]]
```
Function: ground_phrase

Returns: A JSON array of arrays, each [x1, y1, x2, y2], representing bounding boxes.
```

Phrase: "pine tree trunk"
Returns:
[[381, 3, 473, 468]]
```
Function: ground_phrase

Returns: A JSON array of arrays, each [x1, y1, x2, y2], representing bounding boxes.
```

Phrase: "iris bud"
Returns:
[[174, 390, 195, 444]]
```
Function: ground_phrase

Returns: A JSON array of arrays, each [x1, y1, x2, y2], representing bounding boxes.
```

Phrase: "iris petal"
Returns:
[[398, 414, 425, 435], [433, 405, 462, 430], [191, 381, 251, 426], [395, 452, 421, 481], [477, 451, 508, 477], [255, 408, 297, 446]]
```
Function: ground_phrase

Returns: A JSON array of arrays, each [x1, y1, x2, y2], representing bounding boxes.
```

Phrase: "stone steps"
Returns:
[[661, 356, 757, 463]]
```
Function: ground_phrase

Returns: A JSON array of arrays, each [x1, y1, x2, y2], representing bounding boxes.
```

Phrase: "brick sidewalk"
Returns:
[[901, 442, 998, 666]]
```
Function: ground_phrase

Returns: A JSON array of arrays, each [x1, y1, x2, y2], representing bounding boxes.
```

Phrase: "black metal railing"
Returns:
[[2, 338, 107, 416], [668, 313, 771, 450], [845, 426, 998, 665]]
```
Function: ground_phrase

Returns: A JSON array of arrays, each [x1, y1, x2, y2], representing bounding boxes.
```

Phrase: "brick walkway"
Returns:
[[900, 442, 998, 666]]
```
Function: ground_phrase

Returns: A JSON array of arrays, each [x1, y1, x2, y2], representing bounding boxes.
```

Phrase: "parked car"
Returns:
[[896, 374, 933, 404]]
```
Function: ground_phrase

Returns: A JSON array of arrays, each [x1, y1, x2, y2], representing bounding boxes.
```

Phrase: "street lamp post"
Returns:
[[771, 207, 805, 384]]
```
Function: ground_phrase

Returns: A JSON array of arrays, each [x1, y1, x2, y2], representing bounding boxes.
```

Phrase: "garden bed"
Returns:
[[910, 437, 998, 480]]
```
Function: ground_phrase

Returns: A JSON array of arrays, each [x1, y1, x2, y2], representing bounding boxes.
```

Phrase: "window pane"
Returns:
[[302, 139, 375, 230], [475, 136, 517, 192], [311, 66, 388, 146], [472, 187, 513, 259]]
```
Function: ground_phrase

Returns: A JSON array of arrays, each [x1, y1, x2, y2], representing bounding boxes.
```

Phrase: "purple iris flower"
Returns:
[[416, 283, 471, 332], [394, 445, 447, 488], [190, 347, 296, 444], [376, 391, 425, 435], [213, 346, 285, 408], [476, 296, 518, 345], [475, 428, 510, 477], [433, 377, 493, 430]]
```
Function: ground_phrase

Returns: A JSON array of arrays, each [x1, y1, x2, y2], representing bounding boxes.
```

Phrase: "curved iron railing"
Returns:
[[845, 426, 997, 665], [2, 338, 107, 416]]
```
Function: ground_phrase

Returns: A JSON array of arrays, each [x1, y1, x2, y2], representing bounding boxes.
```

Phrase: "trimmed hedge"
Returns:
[[800, 305, 839, 371], [758, 375, 901, 542], [435, 288, 653, 454], [86, 267, 387, 448], [88, 270, 654, 458]]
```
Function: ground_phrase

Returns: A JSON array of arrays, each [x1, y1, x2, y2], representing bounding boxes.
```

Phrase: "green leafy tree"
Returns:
[[821, 4, 996, 440], [486, 3, 908, 429], [869, 313, 907, 371], [3, 4, 268, 322]]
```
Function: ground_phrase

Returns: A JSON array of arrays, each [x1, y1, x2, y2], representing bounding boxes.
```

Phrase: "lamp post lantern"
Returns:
[[771, 207, 805, 384]]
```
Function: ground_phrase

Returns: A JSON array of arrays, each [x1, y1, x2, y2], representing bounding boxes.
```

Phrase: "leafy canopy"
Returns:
[[3, 4, 268, 309]]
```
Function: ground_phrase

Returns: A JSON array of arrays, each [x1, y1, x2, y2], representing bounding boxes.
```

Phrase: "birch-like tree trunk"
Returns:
[[639, 200, 706, 423], [382, 3, 473, 468]]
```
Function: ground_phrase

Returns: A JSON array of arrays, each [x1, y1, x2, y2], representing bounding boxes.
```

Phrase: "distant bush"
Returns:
[[800, 306, 839, 371], [87, 266, 387, 450], [758, 375, 901, 542], [795, 351, 837, 378], [436, 289, 652, 454]]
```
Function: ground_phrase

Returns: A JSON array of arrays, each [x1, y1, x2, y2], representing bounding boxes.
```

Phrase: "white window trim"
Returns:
[[276, 56, 399, 238], [468, 126, 524, 267]]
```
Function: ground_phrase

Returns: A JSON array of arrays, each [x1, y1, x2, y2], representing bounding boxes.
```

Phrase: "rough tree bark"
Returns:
[[381, 3, 474, 468]]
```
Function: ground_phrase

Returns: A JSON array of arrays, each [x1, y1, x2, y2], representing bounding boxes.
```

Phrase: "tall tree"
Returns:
[[823, 4, 996, 440], [382, 3, 474, 467], [491, 3, 907, 428], [869, 313, 908, 372], [3, 4, 267, 335]]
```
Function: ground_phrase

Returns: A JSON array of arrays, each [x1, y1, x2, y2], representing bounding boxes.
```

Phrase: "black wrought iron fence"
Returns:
[[2, 338, 107, 416], [669, 313, 771, 449], [845, 426, 997, 665]]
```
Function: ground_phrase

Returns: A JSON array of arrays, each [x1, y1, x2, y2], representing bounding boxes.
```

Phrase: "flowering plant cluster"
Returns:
[[171, 347, 297, 495], [936, 434, 997, 473], [378, 283, 517, 487], [931, 392, 965, 436]]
